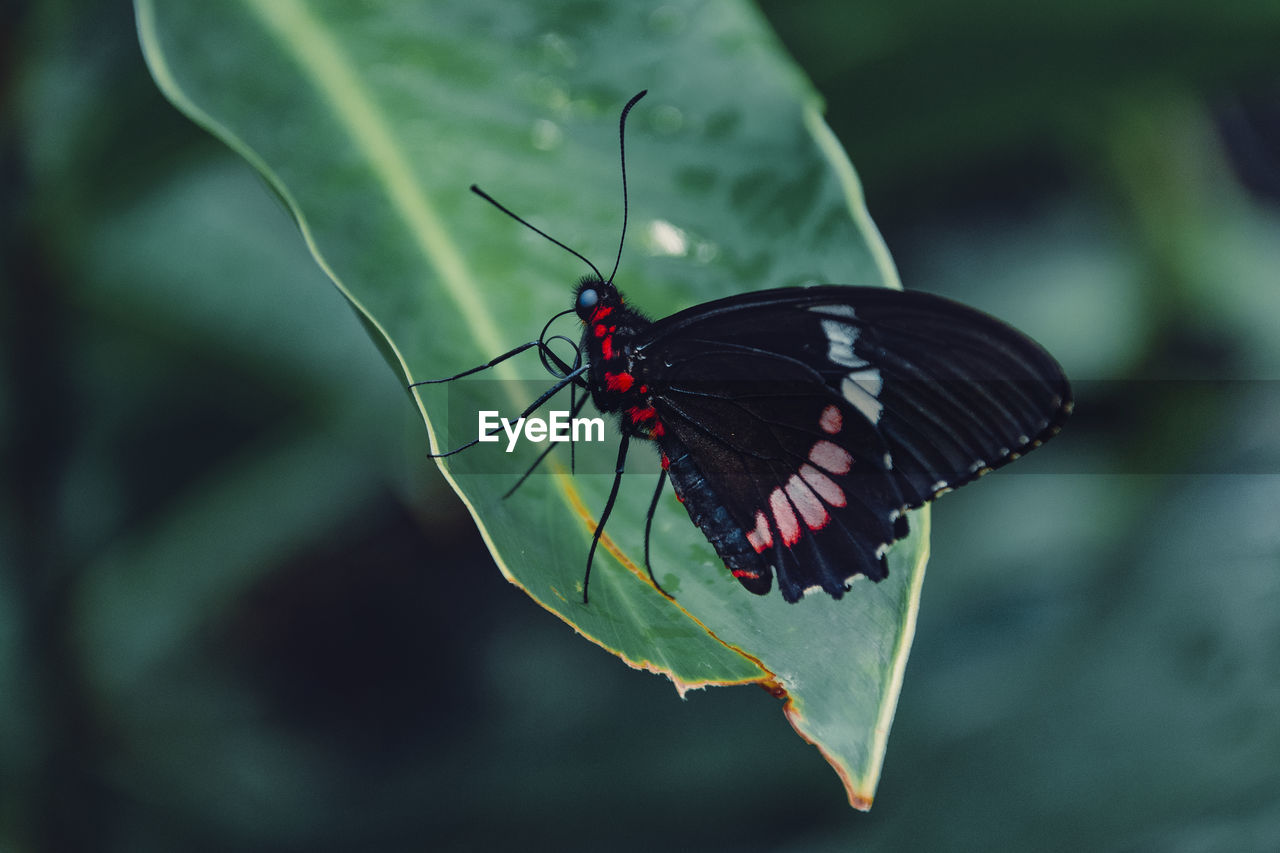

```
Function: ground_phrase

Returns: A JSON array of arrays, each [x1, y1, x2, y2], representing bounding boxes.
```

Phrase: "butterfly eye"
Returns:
[[576, 286, 600, 316]]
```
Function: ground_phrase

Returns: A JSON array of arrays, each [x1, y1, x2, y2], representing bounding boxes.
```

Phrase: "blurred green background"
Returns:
[[3, 1, 1279, 851]]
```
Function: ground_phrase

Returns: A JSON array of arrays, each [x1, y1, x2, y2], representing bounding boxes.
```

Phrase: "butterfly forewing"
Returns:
[[653, 366, 900, 601], [831, 289, 1072, 504]]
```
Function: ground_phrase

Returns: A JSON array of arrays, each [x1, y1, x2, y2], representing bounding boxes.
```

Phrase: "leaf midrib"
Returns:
[[241, 0, 507, 366]]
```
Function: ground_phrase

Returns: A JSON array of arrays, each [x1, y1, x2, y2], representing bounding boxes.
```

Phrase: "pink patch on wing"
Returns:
[[819, 404, 843, 435], [769, 488, 801, 546], [800, 464, 846, 507], [809, 440, 853, 474], [746, 510, 773, 553], [786, 474, 830, 531]]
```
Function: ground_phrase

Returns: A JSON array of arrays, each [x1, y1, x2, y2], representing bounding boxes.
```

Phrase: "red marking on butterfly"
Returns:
[[627, 405, 656, 424], [605, 371, 635, 392]]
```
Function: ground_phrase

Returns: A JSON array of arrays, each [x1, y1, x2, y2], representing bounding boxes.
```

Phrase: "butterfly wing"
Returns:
[[638, 285, 1071, 602]]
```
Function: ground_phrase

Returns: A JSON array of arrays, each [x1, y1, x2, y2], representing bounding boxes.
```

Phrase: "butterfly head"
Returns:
[[574, 276, 622, 324]]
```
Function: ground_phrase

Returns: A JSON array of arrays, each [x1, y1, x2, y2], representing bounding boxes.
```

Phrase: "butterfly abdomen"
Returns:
[[662, 444, 773, 596]]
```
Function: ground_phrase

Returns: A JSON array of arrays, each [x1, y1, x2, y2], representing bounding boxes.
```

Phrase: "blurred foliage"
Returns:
[[2, 1, 1279, 852]]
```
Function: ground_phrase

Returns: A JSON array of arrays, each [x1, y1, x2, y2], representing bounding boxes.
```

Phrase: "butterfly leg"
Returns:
[[502, 391, 591, 499], [582, 432, 630, 605], [643, 468, 672, 598], [407, 340, 544, 387], [407, 309, 580, 388], [569, 383, 577, 474]]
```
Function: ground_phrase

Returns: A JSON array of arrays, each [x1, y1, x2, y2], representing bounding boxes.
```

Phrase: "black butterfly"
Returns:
[[415, 91, 1072, 604]]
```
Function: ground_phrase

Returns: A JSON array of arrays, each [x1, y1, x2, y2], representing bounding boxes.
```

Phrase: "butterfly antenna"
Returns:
[[608, 89, 648, 285], [470, 185, 605, 281]]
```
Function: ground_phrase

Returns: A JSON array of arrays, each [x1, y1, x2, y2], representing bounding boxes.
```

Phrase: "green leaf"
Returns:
[[137, 0, 930, 807]]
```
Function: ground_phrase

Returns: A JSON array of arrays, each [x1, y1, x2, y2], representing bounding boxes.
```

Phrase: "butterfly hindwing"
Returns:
[[656, 380, 900, 602]]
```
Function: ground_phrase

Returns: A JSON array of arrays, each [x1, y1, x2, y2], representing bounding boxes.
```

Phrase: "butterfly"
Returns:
[[414, 91, 1072, 604]]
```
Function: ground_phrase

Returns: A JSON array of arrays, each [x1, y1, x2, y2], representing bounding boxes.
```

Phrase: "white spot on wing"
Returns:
[[820, 319, 866, 369], [820, 319, 855, 346], [847, 367, 882, 397], [769, 488, 801, 546], [800, 464, 846, 507], [785, 474, 829, 530], [747, 510, 772, 553], [809, 440, 853, 475], [841, 368, 884, 424]]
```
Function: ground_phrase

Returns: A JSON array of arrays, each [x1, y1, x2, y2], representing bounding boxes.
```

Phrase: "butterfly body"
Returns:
[[573, 277, 663, 439]]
